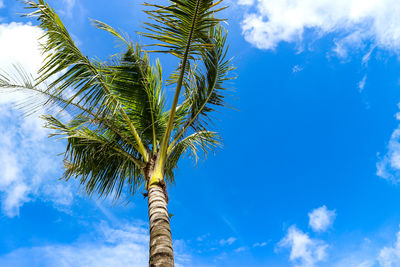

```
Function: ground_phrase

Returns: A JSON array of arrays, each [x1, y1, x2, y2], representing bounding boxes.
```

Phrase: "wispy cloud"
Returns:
[[293, 65, 304, 73], [220, 237, 237, 246], [0, 22, 75, 216], [0, 221, 148, 267], [308, 206, 336, 233], [196, 233, 210, 242], [278, 225, 328, 267], [61, 0, 76, 18], [378, 229, 400, 266], [329, 227, 400, 267], [358, 75, 367, 92], [0, 105, 74, 217], [278, 208, 400, 266], [253, 241, 269, 247], [0, 220, 193, 267], [173, 239, 193, 266], [377, 105, 400, 182], [238, 0, 254, 5], [234, 246, 248, 253], [0, 0, 4, 9], [362, 46, 376, 66], [240, 0, 400, 57]]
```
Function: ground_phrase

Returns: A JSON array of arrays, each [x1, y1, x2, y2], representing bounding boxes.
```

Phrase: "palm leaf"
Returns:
[[100, 44, 167, 152], [25, 0, 150, 161], [0, 65, 143, 151], [142, 0, 226, 59], [143, 0, 228, 171], [43, 115, 145, 199], [169, 23, 234, 149], [165, 130, 221, 182], [1, 1, 234, 203]]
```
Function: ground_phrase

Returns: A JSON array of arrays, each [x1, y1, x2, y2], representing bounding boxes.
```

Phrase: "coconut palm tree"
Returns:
[[0, 0, 233, 266]]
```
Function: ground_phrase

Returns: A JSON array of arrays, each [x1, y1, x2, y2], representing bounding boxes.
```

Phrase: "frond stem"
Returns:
[[111, 146, 146, 169], [168, 69, 218, 153], [88, 64, 150, 162], [27, 1, 149, 162], [157, 0, 201, 169], [2, 83, 141, 153]]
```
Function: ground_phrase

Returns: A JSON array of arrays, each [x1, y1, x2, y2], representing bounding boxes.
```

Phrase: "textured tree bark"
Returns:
[[148, 185, 174, 267]]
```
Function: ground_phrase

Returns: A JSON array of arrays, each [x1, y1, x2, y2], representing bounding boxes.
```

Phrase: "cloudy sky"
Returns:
[[2, 0, 400, 266]]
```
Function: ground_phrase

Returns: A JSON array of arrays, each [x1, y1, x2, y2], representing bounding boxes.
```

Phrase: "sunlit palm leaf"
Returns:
[[170, 24, 234, 148], [1, 0, 233, 203], [25, 0, 150, 160], [142, 0, 226, 59], [165, 130, 221, 182], [44, 115, 145, 199], [101, 44, 167, 150]]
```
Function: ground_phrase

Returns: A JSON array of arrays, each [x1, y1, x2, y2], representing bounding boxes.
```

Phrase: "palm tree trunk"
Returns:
[[148, 184, 174, 267]]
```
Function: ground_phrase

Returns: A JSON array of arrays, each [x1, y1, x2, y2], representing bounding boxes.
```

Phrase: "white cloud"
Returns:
[[358, 75, 367, 92], [308, 206, 336, 233], [279, 225, 328, 267], [0, 22, 75, 217], [362, 46, 376, 66], [0, 105, 74, 217], [331, 257, 375, 267], [0, 23, 44, 76], [62, 0, 76, 17], [253, 241, 269, 247], [378, 230, 400, 267], [321, 227, 400, 267], [196, 233, 210, 242], [0, 221, 148, 267], [220, 237, 237, 246], [279, 222, 400, 267], [293, 65, 304, 73], [0, 220, 191, 267], [0, 0, 4, 8], [173, 239, 192, 266], [240, 0, 400, 56], [350, 227, 400, 267], [234, 247, 248, 253], [238, 0, 254, 6], [377, 105, 400, 182]]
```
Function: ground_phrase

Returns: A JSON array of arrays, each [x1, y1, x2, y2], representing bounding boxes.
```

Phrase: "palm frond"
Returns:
[[43, 115, 145, 199], [25, 0, 150, 161], [165, 130, 221, 182], [92, 20, 130, 46], [170, 23, 234, 148], [0, 65, 91, 117], [147, 0, 228, 170], [0, 0, 235, 201], [0, 65, 143, 151], [141, 0, 226, 59], [25, 1, 109, 113], [101, 44, 167, 152]]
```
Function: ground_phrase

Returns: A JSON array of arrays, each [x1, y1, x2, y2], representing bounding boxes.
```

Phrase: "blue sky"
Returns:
[[2, 0, 400, 266]]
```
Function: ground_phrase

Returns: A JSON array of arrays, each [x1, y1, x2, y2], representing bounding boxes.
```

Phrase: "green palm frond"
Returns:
[[165, 130, 221, 182], [92, 20, 130, 46], [142, 0, 226, 59], [25, 1, 110, 113], [0, 65, 93, 117], [25, 0, 150, 161], [145, 1, 228, 170], [101, 45, 166, 151], [170, 23, 234, 149], [43, 115, 145, 199], [0, 65, 143, 151], [1, 0, 234, 203]]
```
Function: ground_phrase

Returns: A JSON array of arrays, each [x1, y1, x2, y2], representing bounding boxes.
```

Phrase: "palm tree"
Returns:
[[0, 0, 233, 266]]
